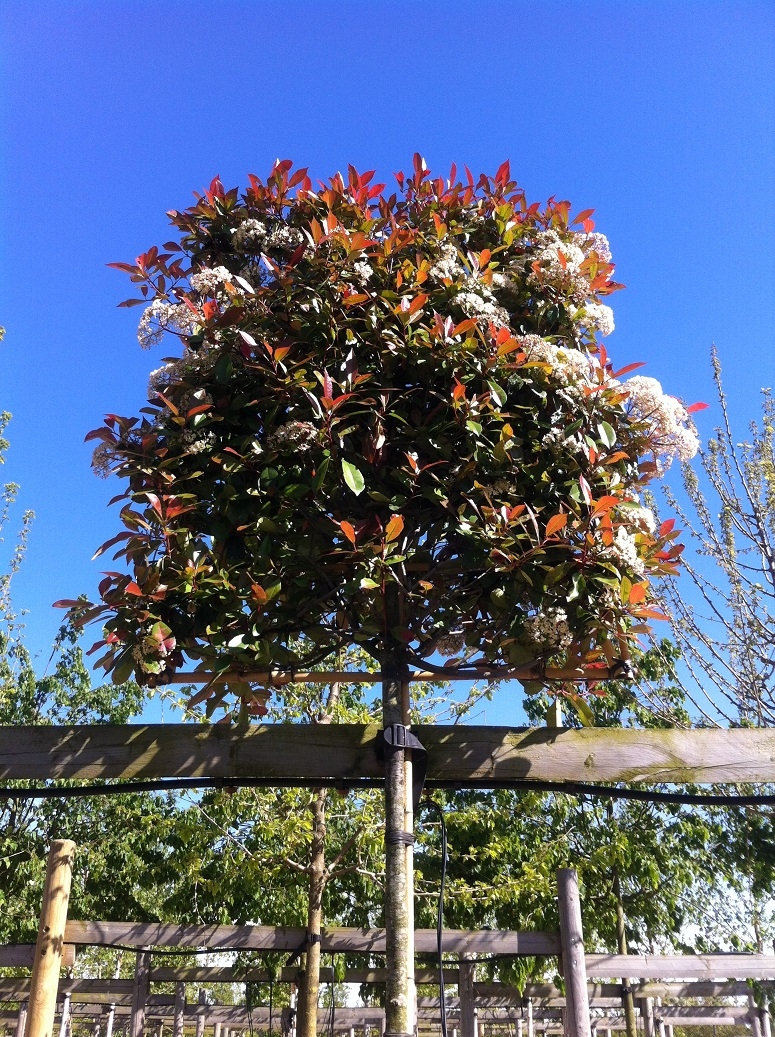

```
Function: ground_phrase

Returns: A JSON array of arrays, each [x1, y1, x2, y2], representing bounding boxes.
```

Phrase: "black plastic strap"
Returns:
[[376, 723, 428, 810], [385, 830, 415, 846], [306, 932, 321, 945]]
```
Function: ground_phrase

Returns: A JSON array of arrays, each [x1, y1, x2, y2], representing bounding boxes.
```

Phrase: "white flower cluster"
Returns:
[[266, 224, 304, 251], [523, 607, 573, 652], [604, 527, 646, 576], [265, 420, 319, 452], [456, 285, 509, 328], [147, 344, 222, 397], [181, 429, 217, 455], [132, 629, 173, 674], [351, 259, 374, 285], [436, 630, 466, 657], [429, 242, 464, 282], [232, 218, 268, 250], [137, 299, 198, 350], [528, 229, 590, 304], [576, 231, 612, 263], [189, 266, 233, 295], [518, 335, 596, 388], [619, 503, 657, 535], [573, 301, 615, 338], [625, 375, 699, 468]]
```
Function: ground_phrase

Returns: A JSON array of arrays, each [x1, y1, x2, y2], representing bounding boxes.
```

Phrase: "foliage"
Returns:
[[65, 157, 698, 691], [659, 347, 775, 726]]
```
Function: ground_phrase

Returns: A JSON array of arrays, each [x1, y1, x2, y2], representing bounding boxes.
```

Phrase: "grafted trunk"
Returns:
[[382, 586, 414, 1037]]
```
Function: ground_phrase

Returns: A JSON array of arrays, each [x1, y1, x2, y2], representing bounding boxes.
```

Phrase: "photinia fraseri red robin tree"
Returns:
[[56, 156, 703, 1037], [60, 156, 700, 693]]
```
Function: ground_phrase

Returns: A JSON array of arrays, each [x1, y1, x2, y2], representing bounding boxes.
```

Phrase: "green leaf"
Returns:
[[598, 421, 617, 449], [341, 459, 365, 495]]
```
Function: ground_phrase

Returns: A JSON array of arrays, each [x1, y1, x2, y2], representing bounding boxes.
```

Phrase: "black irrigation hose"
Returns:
[[3, 776, 775, 806]]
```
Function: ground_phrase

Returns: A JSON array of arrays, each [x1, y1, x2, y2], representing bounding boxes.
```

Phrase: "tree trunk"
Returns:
[[296, 786, 328, 1037], [381, 585, 413, 1037], [612, 866, 637, 1037], [296, 681, 341, 1037]]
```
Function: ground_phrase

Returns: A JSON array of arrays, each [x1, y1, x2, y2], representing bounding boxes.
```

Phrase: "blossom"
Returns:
[[189, 266, 234, 295], [574, 301, 615, 338], [577, 232, 612, 263], [137, 300, 198, 350], [265, 224, 304, 251], [523, 608, 573, 652], [232, 218, 268, 250], [181, 430, 217, 455], [619, 503, 657, 535], [429, 242, 464, 282], [518, 335, 595, 387], [436, 630, 466, 657], [91, 442, 115, 479], [527, 229, 590, 303], [265, 421, 319, 452], [605, 527, 646, 576], [625, 375, 699, 468], [351, 260, 374, 284]]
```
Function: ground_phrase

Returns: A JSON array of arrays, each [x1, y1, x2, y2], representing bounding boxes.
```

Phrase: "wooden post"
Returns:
[[173, 984, 185, 1037], [640, 999, 654, 1037], [25, 840, 76, 1037], [214, 1023, 221, 1037], [130, 952, 151, 1037], [459, 956, 476, 1037], [195, 990, 206, 1037], [60, 994, 71, 1037], [557, 869, 590, 1037], [16, 1003, 28, 1037], [750, 995, 763, 1037], [762, 1006, 772, 1037], [381, 586, 413, 1037], [527, 999, 534, 1037]]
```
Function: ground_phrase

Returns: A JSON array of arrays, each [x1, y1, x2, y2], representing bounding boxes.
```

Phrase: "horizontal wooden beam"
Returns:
[[149, 965, 458, 984], [0, 979, 134, 999], [586, 953, 775, 979], [0, 944, 75, 968], [64, 920, 559, 955], [3, 723, 775, 785]]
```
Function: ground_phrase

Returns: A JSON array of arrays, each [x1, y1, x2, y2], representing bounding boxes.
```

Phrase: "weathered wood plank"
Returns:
[[656, 1007, 751, 1020], [149, 966, 458, 984], [0, 981, 134, 999], [0, 945, 76, 969], [586, 954, 775, 979], [64, 921, 559, 955], [3, 724, 775, 784]]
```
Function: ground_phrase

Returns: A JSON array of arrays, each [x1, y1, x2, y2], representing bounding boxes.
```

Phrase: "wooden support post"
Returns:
[[25, 840, 76, 1037], [16, 1003, 28, 1037], [557, 869, 590, 1037], [213, 1023, 221, 1037], [459, 956, 476, 1037], [750, 995, 763, 1037], [173, 984, 185, 1037], [195, 990, 206, 1037], [640, 999, 654, 1037], [762, 1006, 772, 1037], [60, 994, 71, 1037], [527, 1000, 534, 1037], [381, 587, 414, 1037], [130, 952, 151, 1037]]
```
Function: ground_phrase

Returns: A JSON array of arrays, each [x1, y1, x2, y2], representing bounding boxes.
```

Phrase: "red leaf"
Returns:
[[124, 582, 143, 597], [686, 402, 709, 414], [385, 515, 404, 543]]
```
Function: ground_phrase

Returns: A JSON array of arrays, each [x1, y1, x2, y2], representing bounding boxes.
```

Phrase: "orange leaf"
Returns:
[[629, 583, 648, 604], [251, 584, 268, 604], [545, 513, 568, 536], [385, 515, 404, 543], [340, 521, 357, 546]]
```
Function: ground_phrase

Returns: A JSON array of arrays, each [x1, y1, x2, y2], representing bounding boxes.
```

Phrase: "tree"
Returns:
[[658, 346, 775, 726], [59, 157, 699, 1033]]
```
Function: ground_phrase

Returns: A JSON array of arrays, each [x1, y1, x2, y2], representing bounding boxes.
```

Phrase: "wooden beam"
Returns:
[[0, 947, 75, 969], [65, 921, 559, 955], [149, 966, 458, 984], [4, 724, 775, 785], [586, 954, 775, 979]]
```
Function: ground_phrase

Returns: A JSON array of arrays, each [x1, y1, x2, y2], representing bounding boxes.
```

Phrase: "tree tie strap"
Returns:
[[385, 830, 415, 846], [376, 723, 428, 810]]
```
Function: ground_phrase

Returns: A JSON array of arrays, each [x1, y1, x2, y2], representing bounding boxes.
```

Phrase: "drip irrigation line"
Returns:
[[2, 776, 775, 806]]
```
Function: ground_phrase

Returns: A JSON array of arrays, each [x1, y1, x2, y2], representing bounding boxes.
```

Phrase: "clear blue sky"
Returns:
[[1, 1, 773, 723]]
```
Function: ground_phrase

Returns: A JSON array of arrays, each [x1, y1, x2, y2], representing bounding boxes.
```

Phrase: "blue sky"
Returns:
[[0, 1, 773, 723]]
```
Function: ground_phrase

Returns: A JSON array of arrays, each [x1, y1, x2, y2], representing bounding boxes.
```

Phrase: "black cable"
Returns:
[[421, 798, 448, 1037], [2, 776, 775, 806]]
